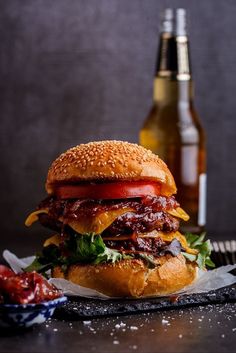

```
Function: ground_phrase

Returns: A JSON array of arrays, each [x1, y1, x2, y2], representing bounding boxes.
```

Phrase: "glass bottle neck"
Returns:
[[153, 77, 194, 103], [154, 30, 193, 103], [156, 33, 191, 81]]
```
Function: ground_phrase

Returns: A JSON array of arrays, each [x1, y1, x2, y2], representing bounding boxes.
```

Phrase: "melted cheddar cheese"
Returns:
[[25, 209, 48, 227], [25, 206, 195, 254], [168, 207, 190, 221], [25, 207, 133, 234], [25, 206, 189, 231], [64, 208, 133, 235], [43, 234, 67, 247]]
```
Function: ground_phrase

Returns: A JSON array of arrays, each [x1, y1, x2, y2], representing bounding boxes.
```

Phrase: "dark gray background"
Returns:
[[0, 0, 236, 253]]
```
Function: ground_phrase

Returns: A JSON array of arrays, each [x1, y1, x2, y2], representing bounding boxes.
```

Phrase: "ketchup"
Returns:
[[0, 265, 62, 304]]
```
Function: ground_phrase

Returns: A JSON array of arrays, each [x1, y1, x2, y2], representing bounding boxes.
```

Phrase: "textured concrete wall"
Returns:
[[0, 0, 235, 249]]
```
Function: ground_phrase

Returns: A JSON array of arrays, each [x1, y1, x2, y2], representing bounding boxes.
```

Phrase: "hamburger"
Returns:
[[25, 140, 214, 297]]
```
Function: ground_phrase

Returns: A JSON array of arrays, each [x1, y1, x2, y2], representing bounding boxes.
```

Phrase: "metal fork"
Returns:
[[210, 240, 236, 266]]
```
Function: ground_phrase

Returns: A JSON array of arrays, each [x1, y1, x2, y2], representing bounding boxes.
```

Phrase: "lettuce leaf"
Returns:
[[25, 232, 214, 275], [25, 234, 131, 273], [25, 244, 65, 275], [182, 232, 215, 269]]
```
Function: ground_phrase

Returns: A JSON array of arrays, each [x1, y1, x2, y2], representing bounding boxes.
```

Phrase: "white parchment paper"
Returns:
[[3, 249, 236, 299]]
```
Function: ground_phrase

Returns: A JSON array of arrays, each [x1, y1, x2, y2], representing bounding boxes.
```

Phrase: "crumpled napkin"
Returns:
[[3, 249, 236, 299]]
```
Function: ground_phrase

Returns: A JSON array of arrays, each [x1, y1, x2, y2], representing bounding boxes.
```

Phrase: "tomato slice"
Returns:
[[55, 181, 161, 200], [0, 265, 15, 279]]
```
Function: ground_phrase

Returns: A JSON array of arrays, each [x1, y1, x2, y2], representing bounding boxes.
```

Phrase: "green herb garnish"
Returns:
[[25, 233, 131, 273], [182, 232, 215, 269], [25, 231, 215, 275], [25, 244, 65, 276]]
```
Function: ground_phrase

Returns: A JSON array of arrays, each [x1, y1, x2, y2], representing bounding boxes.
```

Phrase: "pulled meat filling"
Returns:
[[104, 235, 165, 253], [103, 211, 179, 235], [104, 236, 182, 257], [38, 195, 180, 236]]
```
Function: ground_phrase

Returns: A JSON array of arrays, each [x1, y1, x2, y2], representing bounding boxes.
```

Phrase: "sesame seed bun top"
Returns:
[[46, 140, 177, 196]]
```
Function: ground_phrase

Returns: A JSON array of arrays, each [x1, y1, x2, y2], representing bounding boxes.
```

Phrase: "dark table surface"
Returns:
[[1, 303, 236, 353], [1, 234, 236, 353]]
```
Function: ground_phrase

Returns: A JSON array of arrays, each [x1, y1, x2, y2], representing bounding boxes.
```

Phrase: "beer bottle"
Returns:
[[139, 8, 206, 233]]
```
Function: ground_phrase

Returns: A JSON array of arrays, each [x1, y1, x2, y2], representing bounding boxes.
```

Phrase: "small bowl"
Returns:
[[0, 296, 67, 328]]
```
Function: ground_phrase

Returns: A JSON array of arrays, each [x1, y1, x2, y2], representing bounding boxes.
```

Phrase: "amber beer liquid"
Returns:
[[140, 9, 206, 233]]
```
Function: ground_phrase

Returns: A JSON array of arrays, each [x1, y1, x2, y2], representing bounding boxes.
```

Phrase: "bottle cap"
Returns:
[[161, 8, 187, 36], [161, 8, 174, 33], [175, 8, 187, 36]]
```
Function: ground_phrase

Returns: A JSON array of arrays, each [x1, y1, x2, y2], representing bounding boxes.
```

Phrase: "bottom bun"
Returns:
[[52, 254, 197, 297]]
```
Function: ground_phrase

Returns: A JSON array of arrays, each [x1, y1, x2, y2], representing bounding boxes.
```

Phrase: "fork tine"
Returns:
[[217, 241, 228, 265], [211, 240, 236, 266], [226, 240, 234, 265], [219, 241, 231, 265], [231, 240, 236, 264], [212, 242, 224, 266]]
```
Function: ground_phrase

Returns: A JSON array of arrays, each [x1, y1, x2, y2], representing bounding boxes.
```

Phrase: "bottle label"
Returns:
[[181, 145, 198, 185], [198, 173, 207, 226]]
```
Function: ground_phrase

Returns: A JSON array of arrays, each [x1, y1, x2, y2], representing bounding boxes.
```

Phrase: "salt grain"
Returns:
[[130, 326, 138, 331], [162, 319, 169, 325]]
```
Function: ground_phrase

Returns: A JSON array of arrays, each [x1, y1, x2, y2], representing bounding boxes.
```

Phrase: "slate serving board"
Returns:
[[54, 284, 236, 320]]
